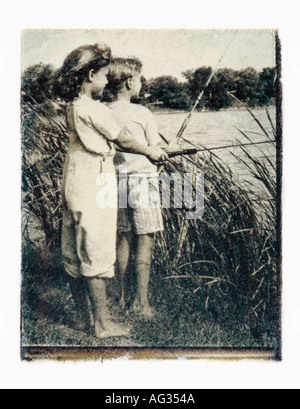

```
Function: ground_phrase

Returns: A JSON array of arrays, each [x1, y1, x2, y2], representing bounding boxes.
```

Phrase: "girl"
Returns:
[[58, 43, 168, 339]]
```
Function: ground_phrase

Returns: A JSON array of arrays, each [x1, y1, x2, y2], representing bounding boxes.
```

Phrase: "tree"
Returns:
[[206, 68, 237, 111], [234, 67, 260, 107], [183, 67, 241, 111], [147, 76, 192, 110], [22, 63, 58, 104], [182, 69, 195, 83], [257, 68, 276, 106], [183, 67, 212, 109]]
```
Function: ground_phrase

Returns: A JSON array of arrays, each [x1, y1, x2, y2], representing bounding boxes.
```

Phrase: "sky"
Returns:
[[21, 29, 276, 80]]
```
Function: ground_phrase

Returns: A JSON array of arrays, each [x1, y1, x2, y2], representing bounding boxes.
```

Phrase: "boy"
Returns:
[[107, 58, 180, 318]]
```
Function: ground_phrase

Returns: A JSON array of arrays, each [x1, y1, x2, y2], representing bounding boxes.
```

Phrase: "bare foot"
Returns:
[[71, 313, 91, 333], [133, 302, 156, 319], [94, 320, 131, 339], [73, 321, 90, 333]]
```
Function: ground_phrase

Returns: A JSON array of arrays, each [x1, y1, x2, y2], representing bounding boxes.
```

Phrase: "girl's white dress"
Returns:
[[62, 94, 121, 279]]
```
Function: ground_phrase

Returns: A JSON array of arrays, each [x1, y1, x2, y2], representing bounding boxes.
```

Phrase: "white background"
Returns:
[[0, 0, 300, 390]]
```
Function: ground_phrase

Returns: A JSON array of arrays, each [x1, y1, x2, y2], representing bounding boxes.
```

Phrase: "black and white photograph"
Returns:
[[20, 28, 282, 360]]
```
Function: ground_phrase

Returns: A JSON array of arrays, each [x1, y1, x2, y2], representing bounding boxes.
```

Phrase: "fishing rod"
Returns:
[[167, 139, 276, 159], [176, 39, 233, 143]]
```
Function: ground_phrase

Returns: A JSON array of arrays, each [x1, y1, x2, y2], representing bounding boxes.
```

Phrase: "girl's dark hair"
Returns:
[[55, 43, 111, 102], [105, 57, 143, 98]]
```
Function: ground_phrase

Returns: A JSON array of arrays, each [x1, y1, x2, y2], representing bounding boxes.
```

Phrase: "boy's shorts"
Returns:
[[118, 175, 164, 235]]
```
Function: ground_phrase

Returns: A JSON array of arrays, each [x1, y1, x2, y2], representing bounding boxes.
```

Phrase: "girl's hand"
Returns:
[[147, 146, 169, 162]]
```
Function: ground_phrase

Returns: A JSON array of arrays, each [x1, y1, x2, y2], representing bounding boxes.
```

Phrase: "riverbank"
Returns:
[[149, 104, 276, 115]]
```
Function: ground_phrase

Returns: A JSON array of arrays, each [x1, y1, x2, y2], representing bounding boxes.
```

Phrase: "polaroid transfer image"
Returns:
[[21, 29, 281, 360]]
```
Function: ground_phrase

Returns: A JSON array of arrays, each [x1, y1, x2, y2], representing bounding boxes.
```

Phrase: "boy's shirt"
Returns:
[[109, 100, 162, 176]]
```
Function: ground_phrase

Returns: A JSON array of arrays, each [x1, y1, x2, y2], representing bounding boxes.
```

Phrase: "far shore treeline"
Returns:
[[22, 63, 276, 112]]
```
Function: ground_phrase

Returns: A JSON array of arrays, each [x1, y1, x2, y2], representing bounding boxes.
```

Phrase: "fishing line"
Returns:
[[176, 33, 236, 143]]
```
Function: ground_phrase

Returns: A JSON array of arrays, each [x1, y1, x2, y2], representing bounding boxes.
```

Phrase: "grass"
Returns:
[[21, 240, 274, 349], [21, 94, 280, 351]]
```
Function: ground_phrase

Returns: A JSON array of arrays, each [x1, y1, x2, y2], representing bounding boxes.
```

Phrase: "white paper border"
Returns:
[[1, 0, 300, 390]]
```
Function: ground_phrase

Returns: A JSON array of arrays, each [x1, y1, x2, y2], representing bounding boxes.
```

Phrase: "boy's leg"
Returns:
[[116, 232, 133, 308], [68, 277, 91, 331], [87, 277, 131, 339], [133, 233, 155, 318]]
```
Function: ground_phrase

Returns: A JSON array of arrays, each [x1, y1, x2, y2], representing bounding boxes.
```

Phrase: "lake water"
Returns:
[[154, 107, 277, 195]]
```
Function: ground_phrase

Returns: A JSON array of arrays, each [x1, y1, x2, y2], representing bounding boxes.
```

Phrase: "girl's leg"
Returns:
[[68, 277, 91, 331], [133, 233, 155, 318], [87, 277, 131, 339], [116, 232, 133, 308]]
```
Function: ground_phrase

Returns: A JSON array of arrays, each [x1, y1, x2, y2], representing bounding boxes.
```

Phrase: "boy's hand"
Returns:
[[163, 140, 182, 154], [147, 146, 169, 162]]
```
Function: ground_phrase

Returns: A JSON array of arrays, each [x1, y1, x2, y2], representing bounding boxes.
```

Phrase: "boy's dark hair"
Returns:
[[55, 43, 111, 102], [105, 57, 143, 97]]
